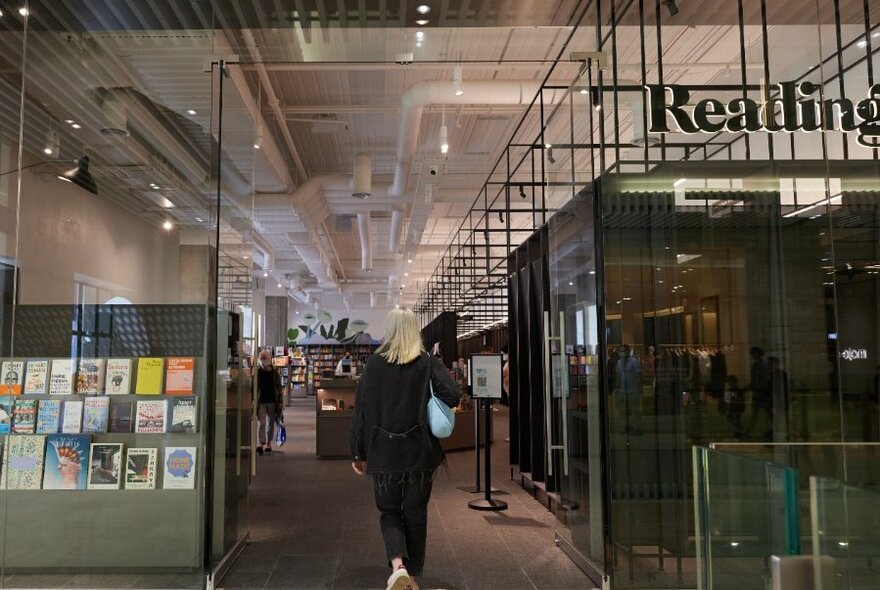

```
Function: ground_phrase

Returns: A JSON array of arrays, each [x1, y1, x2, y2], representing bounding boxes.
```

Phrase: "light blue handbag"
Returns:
[[426, 357, 455, 438]]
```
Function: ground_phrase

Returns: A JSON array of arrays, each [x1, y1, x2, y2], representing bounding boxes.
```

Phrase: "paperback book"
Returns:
[[165, 357, 195, 395], [105, 358, 132, 395], [82, 397, 110, 434], [11, 398, 37, 434], [36, 399, 62, 434], [2, 435, 46, 490], [76, 358, 106, 395], [43, 434, 90, 490], [87, 443, 123, 490], [49, 359, 75, 395], [0, 360, 24, 395], [60, 400, 84, 433], [134, 358, 165, 395], [135, 400, 167, 433], [109, 401, 133, 433], [169, 397, 198, 433], [0, 396, 12, 434], [23, 360, 49, 395], [162, 446, 197, 489], [125, 447, 157, 489]]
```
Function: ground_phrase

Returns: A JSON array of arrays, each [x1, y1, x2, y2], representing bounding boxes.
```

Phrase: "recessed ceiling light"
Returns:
[[417, 5, 431, 14], [243, 255, 249, 259], [18, 7, 29, 17], [196, 217, 203, 222], [43, 147, 53, 155], [263, 272, 268, 277], [858, 40, 867, 48], [407, 259, 412, 263], [416, 42, 422, 47], [416, 31, 425, 40], [71, 123, 82, 129], [416, 19, 429, 25], [64, 119, 74, 124], [277, 283, 282, 288], [187, 109, 197, 115], [163, 220, 173, 231]]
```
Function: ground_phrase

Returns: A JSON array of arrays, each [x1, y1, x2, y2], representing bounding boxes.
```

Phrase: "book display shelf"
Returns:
[[302, 344, 378, 391], [0, 304, 210, 572]]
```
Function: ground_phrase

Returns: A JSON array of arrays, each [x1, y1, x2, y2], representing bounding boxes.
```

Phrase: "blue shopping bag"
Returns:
[[275, 413, 286, 447]]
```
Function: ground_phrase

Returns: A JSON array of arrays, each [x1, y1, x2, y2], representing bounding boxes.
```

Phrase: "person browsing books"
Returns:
[[350, 308, 461, 590], [254, 350, 283, 455]]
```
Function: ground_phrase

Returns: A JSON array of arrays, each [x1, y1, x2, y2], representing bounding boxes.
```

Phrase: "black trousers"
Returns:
[[371, 472, 433, 576]]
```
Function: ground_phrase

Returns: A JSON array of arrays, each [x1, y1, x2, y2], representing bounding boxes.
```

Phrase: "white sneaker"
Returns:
[[386, 568, 412, 590]]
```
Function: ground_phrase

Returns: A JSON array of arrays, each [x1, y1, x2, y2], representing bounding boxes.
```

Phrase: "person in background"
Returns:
[[724, 375, 745, 438], [615, 344, 642, 432], [350, 308, 461, 590], [336, 350, 357, 377], [768, 356, 790, 441], [501, 345, 510, 406], [746, 346, 771, 439], [455, 356, 468, 384], [255, 350, 283, 455]]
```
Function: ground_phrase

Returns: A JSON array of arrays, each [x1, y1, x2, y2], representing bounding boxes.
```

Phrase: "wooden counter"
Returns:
[[316, 388, 489, 458]]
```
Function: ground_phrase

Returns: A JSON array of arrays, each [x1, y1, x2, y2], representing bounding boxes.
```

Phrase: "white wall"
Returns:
[[4, 166, 180, 304]]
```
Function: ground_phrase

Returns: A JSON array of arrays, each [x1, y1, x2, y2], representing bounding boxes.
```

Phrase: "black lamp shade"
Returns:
[[58, 156, 98, 195]]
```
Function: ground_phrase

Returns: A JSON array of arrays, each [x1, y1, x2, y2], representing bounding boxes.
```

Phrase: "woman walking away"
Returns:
[[255, 350, 283, 455], [350, 308, 461, 590]]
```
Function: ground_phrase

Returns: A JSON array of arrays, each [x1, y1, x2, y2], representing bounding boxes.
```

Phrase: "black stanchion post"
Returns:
[[468, 399, 508, 511], [458, 399, 482, 493]]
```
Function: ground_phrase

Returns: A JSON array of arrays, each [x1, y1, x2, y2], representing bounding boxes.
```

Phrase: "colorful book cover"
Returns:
[[0, 396, 12, 434], [23, 360, 49, 395], [43, 434, 90, 490], [105, 359, 132, 395], [0, 361, 25, 395], [36, 399, 62, 434], [87, 443, 123, 490], [60, 400, 83, 433], [49, 359, 75, 395], [2, 435, 46, 490], [164, 357, 195, 395], [169, 397, 198, 433], [109, 402, 133, 433], [82, 397, 110, 434], [75, 358, 106, 395], [162, 446, 197, 489], [12, 398, 37, 434], [134, 358, 165, 395], [125, 447, 157, 490], [135, 400, 167, 433]]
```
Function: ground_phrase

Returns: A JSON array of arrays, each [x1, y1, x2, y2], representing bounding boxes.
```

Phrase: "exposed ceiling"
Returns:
[[0, 1, 876, 333]]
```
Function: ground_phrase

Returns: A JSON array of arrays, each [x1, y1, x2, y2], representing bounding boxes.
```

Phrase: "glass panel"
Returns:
[[694, 447, 800, 590], [0, 2, 220, 587], [548, 181, 605, 571], [810, 477, 880, 590]]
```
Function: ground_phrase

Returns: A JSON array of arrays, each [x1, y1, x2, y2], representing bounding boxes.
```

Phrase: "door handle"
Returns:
[[543, 310, 554, 477], [559, 310, 569, 477]]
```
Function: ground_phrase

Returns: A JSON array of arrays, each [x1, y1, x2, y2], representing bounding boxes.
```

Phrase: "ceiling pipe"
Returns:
[[390, 80, 568, 197], [389, 208, 404, 253], [238, 30, 308, 184], [353, 154, 372, 199], [357, 212, 373, 272]]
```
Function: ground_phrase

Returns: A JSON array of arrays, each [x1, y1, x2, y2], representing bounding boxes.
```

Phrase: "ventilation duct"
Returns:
[[352, 154, 372, 199], [100, 91, 130, 137], [357, 212, 373, 272], [623, 92, 659, 148], [389, 208, 404, 253], [370, 291, 377, 308]]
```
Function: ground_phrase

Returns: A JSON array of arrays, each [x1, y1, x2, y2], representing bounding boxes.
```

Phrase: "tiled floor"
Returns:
[[219, 400, 594, 590]]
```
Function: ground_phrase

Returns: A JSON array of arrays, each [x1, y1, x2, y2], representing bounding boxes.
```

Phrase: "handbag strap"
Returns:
[[425, 352, 435, 399]]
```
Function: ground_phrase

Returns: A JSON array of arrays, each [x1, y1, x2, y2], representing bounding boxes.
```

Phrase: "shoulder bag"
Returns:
[[426, 355, 455, 438]]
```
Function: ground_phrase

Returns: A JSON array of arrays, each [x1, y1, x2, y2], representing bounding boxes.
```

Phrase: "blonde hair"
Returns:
[[377, 308, 425, 365]]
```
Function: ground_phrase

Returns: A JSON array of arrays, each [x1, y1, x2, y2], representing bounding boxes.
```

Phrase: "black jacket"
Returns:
[[350, 352, 461, 474]]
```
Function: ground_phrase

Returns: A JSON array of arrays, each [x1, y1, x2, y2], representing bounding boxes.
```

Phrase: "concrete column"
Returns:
[[265, 295, 288, 347], [179, 244, 215, 304]]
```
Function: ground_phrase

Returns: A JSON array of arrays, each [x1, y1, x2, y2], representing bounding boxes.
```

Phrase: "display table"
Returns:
[[315, 382, 488, 458]]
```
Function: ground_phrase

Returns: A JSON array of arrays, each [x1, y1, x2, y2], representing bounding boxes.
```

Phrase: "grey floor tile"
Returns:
[[129, 573, 204, 589], [217, 570, 270, 589], [63, 573, 140, 588], [264, 555, 336, 589]]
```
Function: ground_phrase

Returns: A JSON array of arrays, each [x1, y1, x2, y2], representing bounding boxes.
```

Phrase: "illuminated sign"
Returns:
[[646, 82, 880, 147], [840, 348, 868, 361]]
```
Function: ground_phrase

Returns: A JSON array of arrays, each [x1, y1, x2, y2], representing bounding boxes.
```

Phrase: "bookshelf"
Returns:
[[301, 344, 379, 390]]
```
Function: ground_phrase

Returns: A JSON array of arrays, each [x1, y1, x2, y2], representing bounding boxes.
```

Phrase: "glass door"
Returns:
[[207, 57, 258, 582], [547, 182, 607, 584]]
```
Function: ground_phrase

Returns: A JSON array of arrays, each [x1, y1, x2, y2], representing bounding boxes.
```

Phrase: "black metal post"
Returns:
[[468, 398, 508, 511]]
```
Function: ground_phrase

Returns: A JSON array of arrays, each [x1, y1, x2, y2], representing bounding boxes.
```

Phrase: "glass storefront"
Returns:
[[0, 3, 254, 587], [503, 1, 880, 588]]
